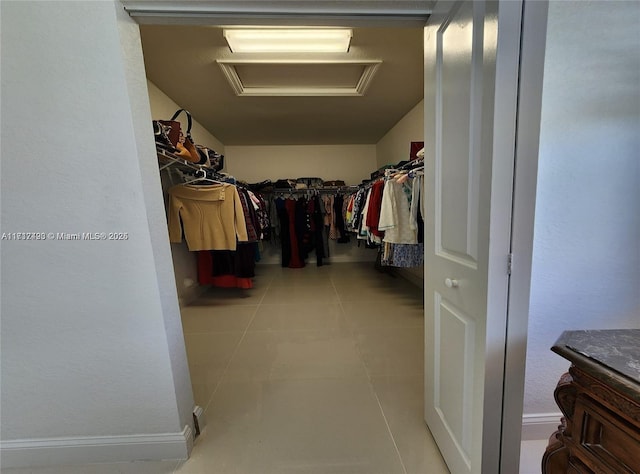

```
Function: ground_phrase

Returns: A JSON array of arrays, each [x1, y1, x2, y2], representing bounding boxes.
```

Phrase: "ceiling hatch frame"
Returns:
[[216, 59, 383, 97]]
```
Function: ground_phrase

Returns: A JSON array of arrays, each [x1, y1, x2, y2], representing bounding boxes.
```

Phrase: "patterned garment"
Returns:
[[335, 194, 350, 243], [237, 189, 258, 242], [383, 243, 424, 268], [350, 188, 367, 231], [247, 190, 270, 239], [345, 194, 355, 228], [325, 195, 340, 240], [322, 194, 332, 227]]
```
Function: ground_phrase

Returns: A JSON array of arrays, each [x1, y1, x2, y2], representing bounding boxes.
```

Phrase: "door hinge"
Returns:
[[507, 253, 513, 275]]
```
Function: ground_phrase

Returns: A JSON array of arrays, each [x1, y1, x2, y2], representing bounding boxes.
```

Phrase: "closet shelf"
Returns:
[[157, 147, 204, 173]]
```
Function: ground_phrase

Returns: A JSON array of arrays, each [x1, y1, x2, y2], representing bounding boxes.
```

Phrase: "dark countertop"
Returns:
[[552, 329, 640, 402]]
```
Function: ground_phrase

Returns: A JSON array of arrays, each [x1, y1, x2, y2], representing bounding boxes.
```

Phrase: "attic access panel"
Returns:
[[217, 60, 382, 96]]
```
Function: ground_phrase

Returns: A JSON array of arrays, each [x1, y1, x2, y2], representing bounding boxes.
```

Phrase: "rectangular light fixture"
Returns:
[[223, 28, 352, 54]]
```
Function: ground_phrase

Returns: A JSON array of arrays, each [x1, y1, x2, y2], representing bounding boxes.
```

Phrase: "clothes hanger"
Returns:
[[183, 168, 223, 185], [408, 167, 424, 178]]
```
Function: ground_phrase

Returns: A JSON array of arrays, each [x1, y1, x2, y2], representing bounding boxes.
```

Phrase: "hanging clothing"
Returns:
[[275, 198, 291, 267], [309, 196, 326, 266], [412, 175, 424, 244], [409, 175, 422, 234], [285, 198, 304, 268], [168, 183, 248, 251], [237, 188, 259, 242], [334, 194, 350, 243], [365, 180, 385, 239], [359, 188, 373, 241], [197, 248, 255, 289], [248, 191, 270, 240], [350, 188, 367, 235], [296, 197, 312, 260], [269, 196, 280, 241], [378, 179, 418, 245], [324, 195, 340, 240], [345, 194, 355, 228], [382, 242, 424, 268]]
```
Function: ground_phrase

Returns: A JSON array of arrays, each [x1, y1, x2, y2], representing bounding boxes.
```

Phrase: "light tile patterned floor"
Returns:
[[2, 263, 451, 474]]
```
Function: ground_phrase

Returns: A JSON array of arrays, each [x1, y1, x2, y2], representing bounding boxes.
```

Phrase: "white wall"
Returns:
[[376, 100, 424, 168], [1, 1, 193, 466], [147, 80, 226, 305], [225, 144, 376, 186], [524, 0, 640, 425], [375, 100, 424, 285]]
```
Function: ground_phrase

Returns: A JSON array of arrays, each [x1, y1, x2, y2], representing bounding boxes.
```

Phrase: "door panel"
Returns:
[[434, 294, 476, 464], [437, 1, 480, 266], [424, 1, 522, 473]]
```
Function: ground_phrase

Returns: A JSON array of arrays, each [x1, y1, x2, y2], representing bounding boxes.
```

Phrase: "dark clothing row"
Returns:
[[276, 196, 328, 268]]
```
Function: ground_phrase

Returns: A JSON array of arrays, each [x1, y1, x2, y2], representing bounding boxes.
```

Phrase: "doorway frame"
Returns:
[[122, 1, 548, 471], [499, 1, 548, 472]]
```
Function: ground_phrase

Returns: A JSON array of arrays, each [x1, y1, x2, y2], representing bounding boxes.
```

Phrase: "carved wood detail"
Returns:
[[542, 366, 640, 473], [554, 372, 577, 434], [570, 367, 640, 423]]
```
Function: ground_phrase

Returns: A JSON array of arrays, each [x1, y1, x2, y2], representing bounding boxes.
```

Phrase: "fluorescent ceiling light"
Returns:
[[223, 29, 352, 53]]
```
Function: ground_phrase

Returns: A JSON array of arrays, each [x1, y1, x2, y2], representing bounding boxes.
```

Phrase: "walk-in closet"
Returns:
[[141, 23, 445, 474], [4, 1, 573, 472]]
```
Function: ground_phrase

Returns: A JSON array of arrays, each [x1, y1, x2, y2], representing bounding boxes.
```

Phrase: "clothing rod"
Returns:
[[265, 187, 359, 194]]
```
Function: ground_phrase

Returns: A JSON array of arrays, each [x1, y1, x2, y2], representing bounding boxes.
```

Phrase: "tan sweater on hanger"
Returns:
[[168, 183, 248, 251]]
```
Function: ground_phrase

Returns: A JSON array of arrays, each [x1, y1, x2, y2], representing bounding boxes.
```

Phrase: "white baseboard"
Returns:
[[0, 425, 193, 469], [178, 284, 209, 308], [192, 405, 206, 437], [521, 413, 562, 441]]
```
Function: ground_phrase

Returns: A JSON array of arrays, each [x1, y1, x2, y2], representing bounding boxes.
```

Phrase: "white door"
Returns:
[[424, 1, 523, 473]]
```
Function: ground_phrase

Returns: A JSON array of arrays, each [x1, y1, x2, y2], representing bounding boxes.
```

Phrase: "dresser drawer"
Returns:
[[572, 395, 640, 473]]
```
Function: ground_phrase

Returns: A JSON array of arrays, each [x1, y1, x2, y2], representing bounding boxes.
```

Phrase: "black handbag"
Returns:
[[153, 121, 175, 151], [154, 109, 200, 163], [195, 145, 225, 171]]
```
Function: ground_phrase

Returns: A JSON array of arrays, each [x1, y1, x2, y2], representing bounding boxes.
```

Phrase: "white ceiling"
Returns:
[[139, 25, 425, 145]]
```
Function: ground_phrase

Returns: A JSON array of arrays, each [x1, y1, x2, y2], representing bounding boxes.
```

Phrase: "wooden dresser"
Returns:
[[542, 329, 640, 473]]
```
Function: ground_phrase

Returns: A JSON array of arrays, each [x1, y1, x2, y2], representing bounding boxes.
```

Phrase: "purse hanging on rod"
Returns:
[[156, 109, 200, 163]]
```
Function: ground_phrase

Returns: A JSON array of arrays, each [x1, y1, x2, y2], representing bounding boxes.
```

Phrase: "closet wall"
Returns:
[[148, 80, 226, 305], [226, 144, 376, 185], [376, 100, 424, 169], [1, 2, 193, 466], [375, 100, 425, 286]]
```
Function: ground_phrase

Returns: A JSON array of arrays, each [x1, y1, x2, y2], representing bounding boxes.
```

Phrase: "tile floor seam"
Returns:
[[330, 274, 409, 474], [201, 275, 273, 414], [242, 328, 351, 334]]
